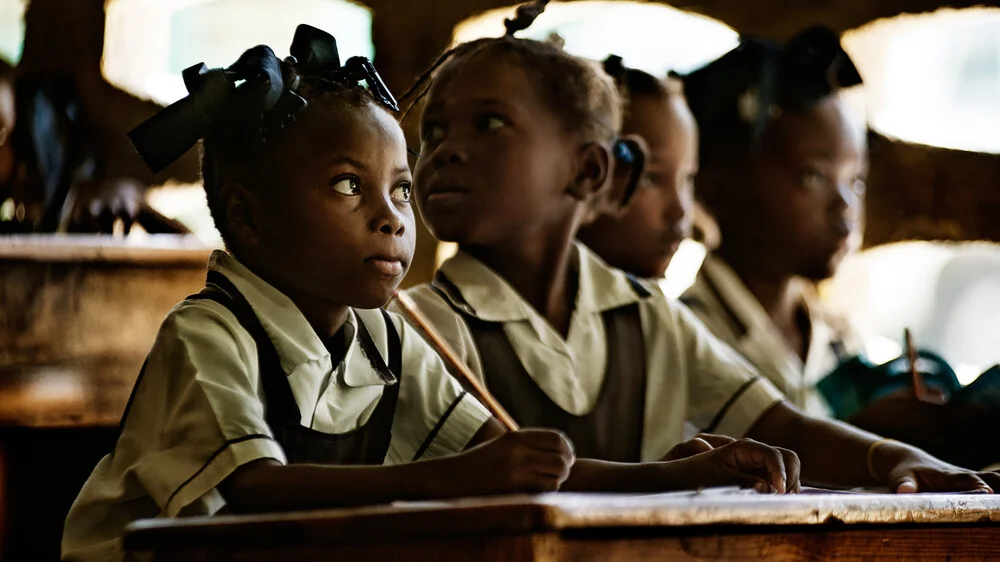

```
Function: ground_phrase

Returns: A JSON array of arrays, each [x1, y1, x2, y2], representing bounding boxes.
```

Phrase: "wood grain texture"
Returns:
[[124, 492, 1000, 561], [1, 235, 209, 428]]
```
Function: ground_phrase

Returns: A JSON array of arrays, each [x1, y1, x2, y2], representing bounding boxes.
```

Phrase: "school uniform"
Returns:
[[680, 253, 866, 418], [395, 242, 786, 463], [62, 251, 491, 562]]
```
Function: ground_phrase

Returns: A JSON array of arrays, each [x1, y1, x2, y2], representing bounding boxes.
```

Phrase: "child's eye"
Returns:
[[330, 176, 361, 195], [641, 172, 662, 189], [801, 170, 827, 192], [851, 177, 867, 197], [391, 182, 412, 203], [474, 113, 507, 133], [422, 123, 445, 142]]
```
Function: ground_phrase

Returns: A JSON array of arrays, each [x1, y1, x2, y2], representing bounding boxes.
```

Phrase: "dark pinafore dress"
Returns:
[[431, 272, 652, 462], [119, 270, 403, 466]]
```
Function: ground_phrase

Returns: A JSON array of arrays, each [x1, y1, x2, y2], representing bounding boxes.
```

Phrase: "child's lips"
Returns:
[[365, 256, 405, 277], [425, 184, 470, 204]]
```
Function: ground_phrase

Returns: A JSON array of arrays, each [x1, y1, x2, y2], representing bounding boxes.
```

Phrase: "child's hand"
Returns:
[[871, 441, 1000, 494], [459, 429, 575, 495], [667, 437, 802, 494], [67, 177, 144, 234]]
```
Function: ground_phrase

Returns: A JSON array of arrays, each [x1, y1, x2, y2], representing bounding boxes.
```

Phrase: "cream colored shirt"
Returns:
[[395, 243, 785, 462], [62, 251, 490, 562], [681, 254, 866, 418]]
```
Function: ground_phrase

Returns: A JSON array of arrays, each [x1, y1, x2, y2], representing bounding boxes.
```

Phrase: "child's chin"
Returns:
[[352, 287, 398, 310]]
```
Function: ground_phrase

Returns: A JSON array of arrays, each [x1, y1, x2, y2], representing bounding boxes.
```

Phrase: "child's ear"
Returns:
[[219, 181, 263, 247], [567, 141, 612, 202]]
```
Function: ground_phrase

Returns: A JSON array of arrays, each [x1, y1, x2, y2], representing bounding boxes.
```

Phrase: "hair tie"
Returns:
[[128, 24, 398, 173], [504, 0, 550, 37], [602, 54, 627, 81]]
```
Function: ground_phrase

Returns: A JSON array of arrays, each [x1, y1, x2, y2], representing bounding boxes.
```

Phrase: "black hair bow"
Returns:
[[128, 24, 399, 173], [683, 25, 862, 141]]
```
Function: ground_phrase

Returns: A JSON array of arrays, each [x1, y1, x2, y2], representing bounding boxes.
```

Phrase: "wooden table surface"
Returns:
[[124, 491, 1000, 561]]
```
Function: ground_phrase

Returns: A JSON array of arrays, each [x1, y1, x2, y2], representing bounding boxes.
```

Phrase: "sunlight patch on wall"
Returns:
[[454, 1, 739, 78], [102, 0, 373, 105], [844, 8, 1000, 154]]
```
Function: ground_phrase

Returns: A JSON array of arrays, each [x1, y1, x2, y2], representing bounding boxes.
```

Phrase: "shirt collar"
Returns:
[[699, 253, 825, 341], [207, 251, 390, 387], [434, 242, 648, 322]]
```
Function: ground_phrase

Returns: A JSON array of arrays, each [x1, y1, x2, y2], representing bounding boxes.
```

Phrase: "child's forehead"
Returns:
[[427, 49, 535, 105], [765, 97, 866, 160], [270, 100, 405, 165]]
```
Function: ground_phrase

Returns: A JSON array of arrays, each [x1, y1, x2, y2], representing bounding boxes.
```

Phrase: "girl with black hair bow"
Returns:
[[679, 26, 1000, 471], [63, 25, 576, 562]]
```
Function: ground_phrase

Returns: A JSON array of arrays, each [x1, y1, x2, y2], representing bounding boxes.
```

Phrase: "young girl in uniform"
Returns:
[[398, 1, 1000, 494], [675, 27, 1000, 470], [62, 26, 577, 562], [578, 57, 696, 279]]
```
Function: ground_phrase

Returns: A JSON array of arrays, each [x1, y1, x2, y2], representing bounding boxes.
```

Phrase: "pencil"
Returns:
[[393, 290, 521, 432], [904, 328, 927, 401]]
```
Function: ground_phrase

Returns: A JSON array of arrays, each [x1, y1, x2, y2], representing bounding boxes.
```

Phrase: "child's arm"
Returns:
[[219, 423, 574, 513], [666, 292, 999, 494], [746, 401, 1000, 493], [561, 437, 800, 494]]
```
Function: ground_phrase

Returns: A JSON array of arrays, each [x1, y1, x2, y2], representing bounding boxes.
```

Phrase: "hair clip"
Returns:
[[613, 138, 645, 208], [342, 56, 399, 112]]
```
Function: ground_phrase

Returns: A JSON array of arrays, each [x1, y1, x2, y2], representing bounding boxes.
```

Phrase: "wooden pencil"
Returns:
[[904, 328, 928, 401], [393, 290, 521, 432]]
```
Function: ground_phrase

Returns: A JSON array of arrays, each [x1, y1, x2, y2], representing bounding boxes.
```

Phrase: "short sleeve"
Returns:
[[384, 312, 491, 464], [663, 297, 785, 438], [124, 300, 287, 517]]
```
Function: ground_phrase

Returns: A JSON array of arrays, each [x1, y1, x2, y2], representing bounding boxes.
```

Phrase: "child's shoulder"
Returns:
[[154, 292, 252, 352]]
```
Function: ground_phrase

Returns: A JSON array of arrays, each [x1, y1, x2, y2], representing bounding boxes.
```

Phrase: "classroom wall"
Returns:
[[13, 0, 1000, 286]]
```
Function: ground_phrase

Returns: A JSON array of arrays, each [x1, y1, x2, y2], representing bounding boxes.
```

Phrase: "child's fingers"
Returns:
[[516, 429, 575, 457], [778, 447, 801, 493], [890, 469, 992, 494], [522, 450, 573, 481], [892, 473, 919, 494], [978, 471, 1000, 493], [730, 439, 787, 494]]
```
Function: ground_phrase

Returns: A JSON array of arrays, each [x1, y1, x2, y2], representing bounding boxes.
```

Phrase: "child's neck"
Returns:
[[239, 254, 351, 340], [716, 242, 809, 360], [462, 232, 579, 338]]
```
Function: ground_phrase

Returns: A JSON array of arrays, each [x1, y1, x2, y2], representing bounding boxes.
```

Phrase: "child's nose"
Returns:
[[431, 139, 468, 168], [370, 200, 406, 236]]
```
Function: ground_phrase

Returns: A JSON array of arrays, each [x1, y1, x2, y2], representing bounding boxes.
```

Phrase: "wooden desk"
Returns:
[[125, 492, 1000, 561], [0, 234, 211, 561]]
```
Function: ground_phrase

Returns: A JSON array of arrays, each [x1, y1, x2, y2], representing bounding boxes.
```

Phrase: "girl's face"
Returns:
[[414, 54, 584, 248], [579, 93, 698, 278], [248, 100, 416, 309], [750, 96, 866, 281]]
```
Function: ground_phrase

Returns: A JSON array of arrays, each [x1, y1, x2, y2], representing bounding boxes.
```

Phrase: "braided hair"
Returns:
[[401, 0, 620, 145]]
